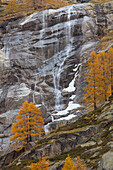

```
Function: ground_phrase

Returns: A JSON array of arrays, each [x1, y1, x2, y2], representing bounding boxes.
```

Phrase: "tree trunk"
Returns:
[[111, 69, 113, 95], [94, 73, 97, 110], [27, 135, 29, 144], [29, 134, 32, 142], [94, 101, 97, 110]]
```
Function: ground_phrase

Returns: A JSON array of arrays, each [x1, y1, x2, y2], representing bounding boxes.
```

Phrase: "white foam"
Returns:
[[70, 95, 75, 100], [56, 114, 76, 121], [44, 123, 50, 134], [63, 64, 80, 93], [54, 101, 80, 116]]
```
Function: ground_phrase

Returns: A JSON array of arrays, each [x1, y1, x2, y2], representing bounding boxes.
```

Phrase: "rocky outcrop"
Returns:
[[0, 3, 98, 114], [98, 151, 113, 170], [0, 99, 113, 169], [0, 110, 18, 155], [0, 1, 113, 155]]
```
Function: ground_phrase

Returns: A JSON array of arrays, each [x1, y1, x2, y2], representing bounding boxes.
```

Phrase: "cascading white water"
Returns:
[[53, 6, 73, 111], [33, 6, 79, 113], [33, 10, 48, 105], [4, 37, 11, 60], [53, 22, 62, 111], [22, 4, 88, 134], [32, 5, 82, 130]]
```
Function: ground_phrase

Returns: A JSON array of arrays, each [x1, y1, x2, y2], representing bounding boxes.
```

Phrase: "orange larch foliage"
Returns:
[[82, 47, 113, 110], [1, 0, 70, 24], [62, 155, 86, 170], [62, 155, 75, 170], [29, 152, 49, 170], [74, 156, 86, 170], [81, 51, 101, 110], [108, 47, 113, 95], [97, 51, 111, 101], [10, 101, 44, 151]]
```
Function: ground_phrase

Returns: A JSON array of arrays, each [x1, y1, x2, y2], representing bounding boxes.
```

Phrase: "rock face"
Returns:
[[0, 110, 18, 155], [0, 1, 113, 155], [0, 99, 113, 169], [98, 151, 113, 170], [0, 3, 98, 114]]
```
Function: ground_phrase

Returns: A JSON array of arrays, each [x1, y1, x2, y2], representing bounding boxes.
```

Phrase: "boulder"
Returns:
[[81, 141, 96, 147], [98, 151, 113, 170]]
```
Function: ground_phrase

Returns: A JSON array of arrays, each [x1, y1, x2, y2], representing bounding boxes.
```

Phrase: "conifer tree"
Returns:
[[108, 47, 113, 95], [62, 155, 86, 170], [62, 155, 75, 170], [82, 48, 113, 110], [10, 101, 44, 151], [82, 51, 101, 110], [97, 51, 111, 101], [29, 152, 49, 170], [74, 156, 86, 170]]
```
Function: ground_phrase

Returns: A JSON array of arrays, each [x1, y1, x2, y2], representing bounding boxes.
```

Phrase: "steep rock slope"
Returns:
[[0, 97, 113, 170], [0, 1, 113, 154]]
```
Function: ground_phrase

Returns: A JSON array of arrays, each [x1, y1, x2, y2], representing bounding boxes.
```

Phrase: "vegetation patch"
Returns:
[[0, 0, 70, 24], [91, 0, 112, 4], [96, 27, 113, 51]]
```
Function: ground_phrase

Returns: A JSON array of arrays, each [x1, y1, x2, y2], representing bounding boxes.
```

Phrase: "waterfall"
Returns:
[[51, 115, 54, 122], [32, 5, 81, 129], [4, 37, 11, 60], [44, 114, 55, 134], [53, 6, 73, 111], [33, 10, 48, 105], [53, 20, 61, 111]]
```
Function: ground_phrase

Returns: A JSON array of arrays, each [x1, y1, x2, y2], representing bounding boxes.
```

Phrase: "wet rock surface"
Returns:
[[0, 1, 113, 154], [0, 3, 98, 113]]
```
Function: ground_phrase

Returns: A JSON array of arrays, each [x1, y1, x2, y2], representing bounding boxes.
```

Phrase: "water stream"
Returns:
[[32, 6, 81, 132], [53, 6, 73, 111]]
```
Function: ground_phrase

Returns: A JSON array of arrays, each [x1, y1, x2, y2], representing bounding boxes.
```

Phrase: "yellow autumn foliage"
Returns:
[[29, 152, 49, 170], [74, 156, 86, 170], [2, 0, 69, 17], [62, 155, 75, 170], [10, 101, 44, 151], [5, 0, 17, 14], [62, 155, 86, 170], [82, 47, 113, 110]]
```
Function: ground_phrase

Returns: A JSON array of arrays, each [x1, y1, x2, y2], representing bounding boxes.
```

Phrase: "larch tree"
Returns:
[[108, 47, 113, 95], [29, 152, 49, 170], [62, 155, 86, 170], [82, 48, 113, 111], [10, 101, 44, 151], [97, 51, 111, 101], [74, 156, 86, 170], [81, 51, 101, 110], [62, 155, 75, 170]]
